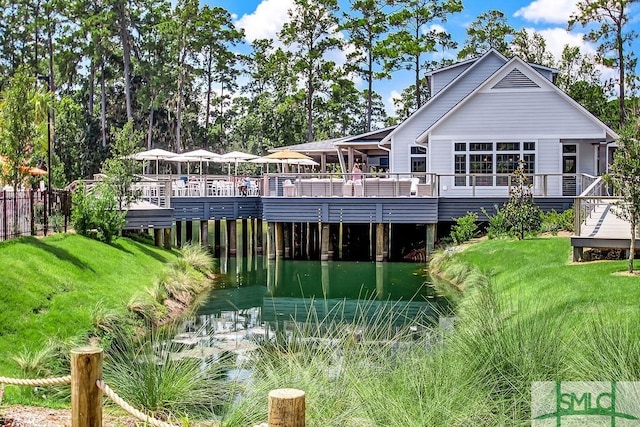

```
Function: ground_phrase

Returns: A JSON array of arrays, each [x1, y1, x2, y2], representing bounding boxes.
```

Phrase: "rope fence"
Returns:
[[0, 347, 306, 427]]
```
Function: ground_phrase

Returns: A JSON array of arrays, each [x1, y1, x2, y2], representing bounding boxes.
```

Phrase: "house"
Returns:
[[380, 49, 618, 197]]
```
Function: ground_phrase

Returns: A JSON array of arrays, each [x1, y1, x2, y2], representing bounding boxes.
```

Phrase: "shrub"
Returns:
[[540, 208, 574, 235], [180, 244, 213, 272], [450, 212, 478, 244], [481, 205, 510, 239], [71, 182, 126, 243]]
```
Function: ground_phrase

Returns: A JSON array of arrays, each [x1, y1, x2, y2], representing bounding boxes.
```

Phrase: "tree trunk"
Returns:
[[100, 58, 107, 147], [176, 48, 187, 153], [118, 3, 133, 122], [366, 48, 373, 132], [629, 220, 636, 273], [88, 60, 95, 114], [617, 29, 625, 127], [147, 90, 156, 150], [205, 50, 213, 140], [306, 80, 314, 143]]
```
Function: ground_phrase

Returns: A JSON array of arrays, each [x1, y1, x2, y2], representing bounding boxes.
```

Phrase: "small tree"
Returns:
[[604, 116, 640, 273], [502, 160, 542, 240], [101, 120, 143, 210]]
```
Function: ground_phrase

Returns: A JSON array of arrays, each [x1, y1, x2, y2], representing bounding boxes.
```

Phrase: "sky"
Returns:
[[203, 0, 640, 115]]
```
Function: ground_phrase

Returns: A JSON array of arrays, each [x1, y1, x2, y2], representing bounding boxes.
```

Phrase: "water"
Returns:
[[172, 256, 449, 382]]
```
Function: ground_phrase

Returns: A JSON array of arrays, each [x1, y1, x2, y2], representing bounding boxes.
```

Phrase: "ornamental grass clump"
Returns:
[[103, 323, 233, 422]]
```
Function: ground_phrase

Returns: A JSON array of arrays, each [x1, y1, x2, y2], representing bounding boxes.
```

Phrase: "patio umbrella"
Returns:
[[166, 154, 203, 176], [249, 156, 284, 174], [264, 149, 312, 161], [264, 149, 314, 173], [180, 149, 221, 175], [132, 148, 177, 175], [217, 151, 259, 175]]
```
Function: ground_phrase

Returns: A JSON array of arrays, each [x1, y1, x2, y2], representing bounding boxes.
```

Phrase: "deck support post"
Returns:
[[247, 217, 254, 257], [284, 223, 291, 258], [383, 223, 389, 260], [321, 223, 330, 261], [185, 220, 193, 243], [306, 223, 311, 260], [267, 222, 276, 260], [338, 222, 343, 260], [200, 220, 208, 249], [229, 220, 237, 256], [275, 222, 284, 259], [153, 228, 162, 247], [426, 223, 436, 259], [220, 218, 228, 258], [573, 246, 583, 262], [176, 221, 183, 248], [375, 223, 384, 262], [163, 228, 171, 250]]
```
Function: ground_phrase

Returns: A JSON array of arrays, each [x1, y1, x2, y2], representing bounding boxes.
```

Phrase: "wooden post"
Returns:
[[229, 220, 237, 256], [185, 220, 193, 243], [153, 228, 162, 247], [267, 222, 276, 260], [375, 223, 384, 262], [268, 388, 305, 427], [200, 220, 209, 249], [163, 228, 172, 250], [284, 223, 291, 258], [320, 223, 330, 261], [71, 347, 103, 427], [275, 222, 284, 259], [176, 221, 183, 248]]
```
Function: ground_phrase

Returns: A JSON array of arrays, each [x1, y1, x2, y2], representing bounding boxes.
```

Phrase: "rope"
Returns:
[[97, 380, 180, 427], [0, 375, 71, 387]]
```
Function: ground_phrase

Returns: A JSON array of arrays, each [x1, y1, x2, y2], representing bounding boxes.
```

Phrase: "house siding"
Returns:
[[392, 53, 506, 173], [432, 62, 473, 94], [432, 91, 606, 137]]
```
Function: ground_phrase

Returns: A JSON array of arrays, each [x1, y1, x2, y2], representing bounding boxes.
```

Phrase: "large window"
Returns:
[[454, 141, 536, 187]]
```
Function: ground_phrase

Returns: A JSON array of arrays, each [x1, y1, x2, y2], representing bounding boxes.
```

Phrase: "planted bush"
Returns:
[[450, 212, 479, 244]]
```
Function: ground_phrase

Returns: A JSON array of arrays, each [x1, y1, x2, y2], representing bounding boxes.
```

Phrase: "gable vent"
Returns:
[[493, 68, 539, 89]]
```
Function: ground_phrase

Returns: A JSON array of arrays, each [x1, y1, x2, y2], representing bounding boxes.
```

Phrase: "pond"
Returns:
[[172, 254, 450, 368]]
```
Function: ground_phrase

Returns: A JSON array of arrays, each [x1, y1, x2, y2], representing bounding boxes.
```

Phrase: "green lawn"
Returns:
[[454, 236, 640, 326], [0, 233, 179, 375]]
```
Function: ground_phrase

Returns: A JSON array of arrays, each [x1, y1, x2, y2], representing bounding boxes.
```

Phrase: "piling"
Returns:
[[71, 347, 103, 427], [268, 388, 305, 427]]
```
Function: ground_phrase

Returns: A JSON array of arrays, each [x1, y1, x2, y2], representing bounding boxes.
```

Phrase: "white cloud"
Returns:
[[534, 27, 617, 82], [514, 0, 578, 24], [235, 0, 294, 42], [387, 90, 401, 115], [427, 24, 446, 34]]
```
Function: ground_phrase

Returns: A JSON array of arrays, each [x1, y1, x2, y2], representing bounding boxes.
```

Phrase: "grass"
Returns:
[[452, 237, 640, 328], [0, 234, 179, 379]]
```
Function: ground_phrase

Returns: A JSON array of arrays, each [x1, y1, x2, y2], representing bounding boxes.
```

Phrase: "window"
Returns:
[[411, 146, 427, 181], [453, 140, 536, 187]]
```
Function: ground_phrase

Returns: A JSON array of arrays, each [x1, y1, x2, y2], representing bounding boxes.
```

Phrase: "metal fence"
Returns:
[[0, 189, 71, 241]]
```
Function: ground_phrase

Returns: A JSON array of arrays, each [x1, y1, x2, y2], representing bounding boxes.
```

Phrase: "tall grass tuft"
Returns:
[[90, 300, 122, 335], [180, 243, 213, 272], [103, 322, 232, 422], [571, 315, 640, 380]]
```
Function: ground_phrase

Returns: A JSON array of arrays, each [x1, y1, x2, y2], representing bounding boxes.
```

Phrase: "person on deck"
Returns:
[[352, 163, 363, 181]]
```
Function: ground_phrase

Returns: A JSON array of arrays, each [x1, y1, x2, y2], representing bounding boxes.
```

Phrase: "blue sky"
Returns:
[[204, 0, 639, 114]]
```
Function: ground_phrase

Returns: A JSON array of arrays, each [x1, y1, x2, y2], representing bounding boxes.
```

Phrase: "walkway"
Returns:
[[571, 199, 635, 261]]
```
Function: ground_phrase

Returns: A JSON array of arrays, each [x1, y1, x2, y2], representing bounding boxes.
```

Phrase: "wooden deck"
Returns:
[[571, 199, 635, 261]]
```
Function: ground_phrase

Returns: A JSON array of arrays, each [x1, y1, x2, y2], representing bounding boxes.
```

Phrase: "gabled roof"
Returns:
[[415, 56, 618, 143], [381, 49, 508, 145]]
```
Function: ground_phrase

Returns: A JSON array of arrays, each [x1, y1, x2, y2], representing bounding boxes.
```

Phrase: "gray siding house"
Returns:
[[381, 49, 618, 197]]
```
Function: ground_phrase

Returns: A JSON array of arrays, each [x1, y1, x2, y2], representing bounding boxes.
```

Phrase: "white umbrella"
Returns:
[[166, 154, 202, 176], [217, 151, 259, 175], [249, 156, 284, 174], [132, 148, 177, 175], [180, 149, 221, 175]]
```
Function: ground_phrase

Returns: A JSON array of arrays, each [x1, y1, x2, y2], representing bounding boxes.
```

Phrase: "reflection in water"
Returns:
[[175, 256, 450, 372]]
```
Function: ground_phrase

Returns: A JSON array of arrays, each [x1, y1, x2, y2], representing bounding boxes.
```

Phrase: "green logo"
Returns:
[[532, 381, 640, 426]]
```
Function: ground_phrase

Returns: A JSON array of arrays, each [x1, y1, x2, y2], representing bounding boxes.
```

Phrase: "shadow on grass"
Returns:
[[22, 236, 94, 272], [127, 239, 178, 263], [109, 240, 134, 255]]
